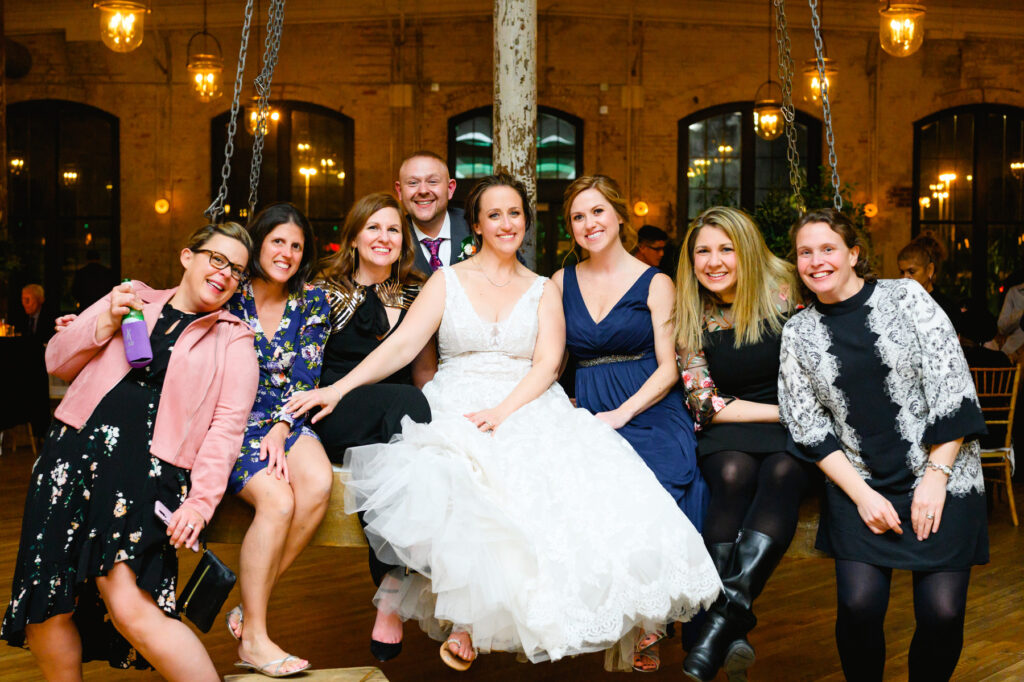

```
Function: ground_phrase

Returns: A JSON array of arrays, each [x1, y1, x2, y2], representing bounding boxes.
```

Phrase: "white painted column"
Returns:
[[493, 0, 537, 268]]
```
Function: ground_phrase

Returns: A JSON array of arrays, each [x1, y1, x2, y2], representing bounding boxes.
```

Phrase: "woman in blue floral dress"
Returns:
[[223, 202, 331, 677]]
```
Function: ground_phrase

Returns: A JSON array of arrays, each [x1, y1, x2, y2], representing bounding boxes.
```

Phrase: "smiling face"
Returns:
[[354, 206, 403, 274], [795, 221, 863, 303], [395, 155, 456, 231], [473, 185, 526, 255], [692, 226, 738, 303], [257, 222, 305, 287], [179, 233, 248, 312], [898, 256, 934, 292], [568, 187, 623, 253]]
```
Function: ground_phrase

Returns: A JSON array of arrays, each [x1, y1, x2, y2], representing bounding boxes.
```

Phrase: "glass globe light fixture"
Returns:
[[187, 32, 223, 102], [879, 3, 926, 57], [94, 1, 149, 53], [245, 98, 281, 136], [803, 57, 837, 106], [753, 80, 785, 141]]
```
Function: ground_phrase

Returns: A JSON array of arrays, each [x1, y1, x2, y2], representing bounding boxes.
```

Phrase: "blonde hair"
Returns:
[[562, 175, 637, 254], [674, 206, 796, 352]]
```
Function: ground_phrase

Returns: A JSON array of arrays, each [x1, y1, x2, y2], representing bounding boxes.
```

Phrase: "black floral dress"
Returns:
[[2, 304, 197, 669]]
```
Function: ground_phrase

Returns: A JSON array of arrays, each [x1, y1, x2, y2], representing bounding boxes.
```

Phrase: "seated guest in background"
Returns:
[[13, 283, 57, 344], [72, 250, 119, 310], [997, 280, 1024, 363], [312, 192, 434, 662], [898, 233, 962, 333], [633, 224, 669, 270], [1, 223, 258, 682], [779, 210, 987, 682], [395, 150, 473, 274], [675, 206, 808, 682], [959, 302, 1011, 369], [223, 202, 331, 678]]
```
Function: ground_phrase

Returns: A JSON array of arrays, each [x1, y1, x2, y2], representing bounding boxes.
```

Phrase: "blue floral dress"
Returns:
[[226, 281, 328, 493]]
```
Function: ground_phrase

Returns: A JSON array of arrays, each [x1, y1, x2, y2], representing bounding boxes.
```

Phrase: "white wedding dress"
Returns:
[[344, 266, 721, 663]]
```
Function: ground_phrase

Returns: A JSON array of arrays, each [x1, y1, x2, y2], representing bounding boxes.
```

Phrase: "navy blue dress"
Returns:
[[563, 266, 708, 529]]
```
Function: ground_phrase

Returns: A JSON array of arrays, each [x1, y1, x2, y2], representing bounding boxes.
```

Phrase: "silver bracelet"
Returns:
[[327, 384, 343, 401], [926, 461, 953, 477]]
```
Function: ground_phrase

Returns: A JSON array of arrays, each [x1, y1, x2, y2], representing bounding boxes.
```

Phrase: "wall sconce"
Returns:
[[863, 203, 878, 218], [154, 198, 170, 214], [1010, 161, 1024, 181], [803, 57, 837, 106], [93, 1, 150, 53], [62, 168, 80, 187], [9, 157, 25, 175], [633, 201, 649, 217], [879, 3, 926, 58]]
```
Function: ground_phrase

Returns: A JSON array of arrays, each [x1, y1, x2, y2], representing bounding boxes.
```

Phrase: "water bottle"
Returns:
[[120, 279, 152, 368]]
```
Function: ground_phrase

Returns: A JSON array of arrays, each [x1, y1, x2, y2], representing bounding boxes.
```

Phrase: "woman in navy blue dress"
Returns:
[[553, 175, 707, 673], [223, 203, 331, 677]]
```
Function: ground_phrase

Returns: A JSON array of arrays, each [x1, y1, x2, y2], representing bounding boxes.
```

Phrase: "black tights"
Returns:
[[701, 450, 809, 546], [834, 559, 970, 682]]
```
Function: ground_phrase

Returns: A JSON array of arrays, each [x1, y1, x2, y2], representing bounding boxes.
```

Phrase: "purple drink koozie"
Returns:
[[122, 315, 152, 368]]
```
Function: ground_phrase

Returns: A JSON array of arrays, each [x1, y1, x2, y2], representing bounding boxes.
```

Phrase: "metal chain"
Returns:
[[205, 0, 256, 223], [248, 0, 287, 217], [773, 0, 804, 212], [808, 0, 843, 211]]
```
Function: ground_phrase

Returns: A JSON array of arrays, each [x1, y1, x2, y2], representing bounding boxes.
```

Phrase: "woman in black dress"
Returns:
[[779, 209, 988, 681], [1, 223, 259, 681], [897, 233, 962, 333], [311, 192, 434, 661], [674, 206, 810, 681]]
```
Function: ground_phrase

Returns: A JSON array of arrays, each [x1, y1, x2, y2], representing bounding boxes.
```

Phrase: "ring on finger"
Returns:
[[925, 512, 934, 520], [186, 523, 196, 530]]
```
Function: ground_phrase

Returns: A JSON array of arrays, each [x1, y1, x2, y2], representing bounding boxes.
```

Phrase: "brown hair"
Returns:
[[246, 202, 318, 295], [185, 222, 253, 261], [463, 173, 534, 250], [562, 175, 637, 253], [898, 233, 945, 274], [790, 208, 877, 284], [318, 192, 425, 294]]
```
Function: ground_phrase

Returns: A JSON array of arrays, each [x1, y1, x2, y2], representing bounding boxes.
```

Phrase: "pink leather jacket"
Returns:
[[47, 282, 258, 523]]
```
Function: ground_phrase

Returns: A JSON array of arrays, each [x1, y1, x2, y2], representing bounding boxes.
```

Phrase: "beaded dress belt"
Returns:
[[578, 352, 646, 368]]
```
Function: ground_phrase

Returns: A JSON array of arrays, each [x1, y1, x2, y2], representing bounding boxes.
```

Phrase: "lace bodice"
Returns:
[[436, 267, 546, 379]]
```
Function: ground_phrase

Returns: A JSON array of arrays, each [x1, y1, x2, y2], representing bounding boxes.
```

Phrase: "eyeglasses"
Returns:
[[195, 249, 247, 281]]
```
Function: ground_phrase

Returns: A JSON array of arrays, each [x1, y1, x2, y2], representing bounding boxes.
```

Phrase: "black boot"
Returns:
[[707, 543, 756, 682], [683, 530, 786, 682]]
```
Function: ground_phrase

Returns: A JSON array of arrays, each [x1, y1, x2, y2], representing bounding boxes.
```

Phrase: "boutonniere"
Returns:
[[458, 236, 478, 261]]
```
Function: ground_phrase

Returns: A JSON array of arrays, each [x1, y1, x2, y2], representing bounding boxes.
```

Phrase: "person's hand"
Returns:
[[107, 281, 143, 319], [284, 386, 341, 423], [464, 407, 507, 434], [595, 409, 630, 430], [167, 504, 204, 551], [54, 314, 78, 332], [911, 469, 948, 541], [854, 488, 903, 535], [261, 422, 291, 483]]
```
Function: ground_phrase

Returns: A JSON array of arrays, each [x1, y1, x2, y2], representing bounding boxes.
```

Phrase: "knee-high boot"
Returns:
[[683, 530, 786, 682]]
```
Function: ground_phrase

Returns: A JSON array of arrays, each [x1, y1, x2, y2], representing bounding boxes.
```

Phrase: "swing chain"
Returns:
[[248, 0, 287, 217], [773, 0, 804, 213], [205, 0, 256, 223], [808, 0, 843, 212]]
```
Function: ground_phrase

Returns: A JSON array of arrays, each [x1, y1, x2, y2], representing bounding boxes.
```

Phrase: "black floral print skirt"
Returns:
[[1, 377, 191, 670]]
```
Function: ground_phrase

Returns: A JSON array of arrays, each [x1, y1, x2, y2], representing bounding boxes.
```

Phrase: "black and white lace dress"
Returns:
[[778, 279, 988, 570]]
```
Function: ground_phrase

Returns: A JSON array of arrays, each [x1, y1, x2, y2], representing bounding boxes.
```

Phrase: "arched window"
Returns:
[[6, 100, 119, 312], [211, 101, 355, 258], [448, 106, 583, 274], [678, 103, 822, 222], [913, 104, 1024, 307]]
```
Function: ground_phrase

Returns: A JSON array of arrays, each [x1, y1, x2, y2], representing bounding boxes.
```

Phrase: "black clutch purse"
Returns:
[[178, 541, 236, 633]]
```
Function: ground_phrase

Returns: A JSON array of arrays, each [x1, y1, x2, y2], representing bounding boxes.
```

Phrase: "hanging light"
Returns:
[[753, 81, 784, 141], [187, 0, 223, 102], [245, 98, 281, 136], [1010, 161, 1024, 181], [803, 57, 837, 106], [93, 1, 150, 53], [879, 3, 926, 57]]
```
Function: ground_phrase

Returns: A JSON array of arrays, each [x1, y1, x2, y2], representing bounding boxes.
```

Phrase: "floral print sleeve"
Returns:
[[271, 285, 329, 429], [678, 349, 734, 431]]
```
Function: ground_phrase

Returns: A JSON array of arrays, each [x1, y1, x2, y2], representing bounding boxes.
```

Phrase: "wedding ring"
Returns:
[[925, 513, 934, 520], [186, 523, 196, 530]]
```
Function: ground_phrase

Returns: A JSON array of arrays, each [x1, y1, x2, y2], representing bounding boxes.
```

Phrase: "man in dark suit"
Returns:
[[13, 283, 57, 345], [395, 150, 473, 276]]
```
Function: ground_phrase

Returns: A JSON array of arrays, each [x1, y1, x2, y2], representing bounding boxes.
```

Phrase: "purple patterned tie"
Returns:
[[421, 237, 444, 272]]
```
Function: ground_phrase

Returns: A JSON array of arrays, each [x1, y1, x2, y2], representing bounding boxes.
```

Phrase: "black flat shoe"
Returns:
[[370, 639, 402, 662]]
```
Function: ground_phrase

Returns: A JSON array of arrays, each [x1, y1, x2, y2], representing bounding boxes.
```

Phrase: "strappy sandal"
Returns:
[[225, 605, 244, 640], [632, 630, 668, 673], [233, 654, 309, 678], [440, 635, 476, 671]]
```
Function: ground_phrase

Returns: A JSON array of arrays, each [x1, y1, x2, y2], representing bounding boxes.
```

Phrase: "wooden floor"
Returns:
[[1, 441, 1022, 681]]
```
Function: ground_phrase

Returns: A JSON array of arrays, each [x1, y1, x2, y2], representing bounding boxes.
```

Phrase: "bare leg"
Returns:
[[24, 613, 84, 682], [372, 572, 404, 644], [236, 468, 308, 673], [95, 563, 217, 682], [272, 437, 332, 578]]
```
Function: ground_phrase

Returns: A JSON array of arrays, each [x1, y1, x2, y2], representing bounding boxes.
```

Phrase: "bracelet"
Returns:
[[925, 461, 953, 477], [327, 385, 343, 401]]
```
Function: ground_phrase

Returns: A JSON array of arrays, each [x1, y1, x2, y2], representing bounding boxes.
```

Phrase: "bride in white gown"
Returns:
[[286, 174, 720, 668]]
